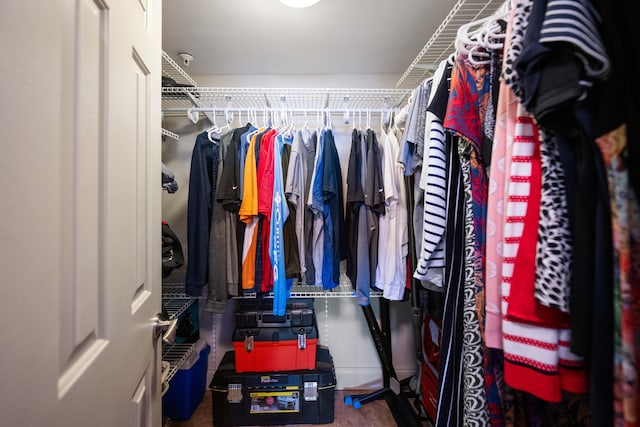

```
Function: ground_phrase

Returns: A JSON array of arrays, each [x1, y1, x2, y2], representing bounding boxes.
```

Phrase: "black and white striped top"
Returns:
[[539, 0, 610, 79]]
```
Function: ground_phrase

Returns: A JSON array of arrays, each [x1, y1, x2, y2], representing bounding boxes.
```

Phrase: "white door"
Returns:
[[0, 0, 162, 426]]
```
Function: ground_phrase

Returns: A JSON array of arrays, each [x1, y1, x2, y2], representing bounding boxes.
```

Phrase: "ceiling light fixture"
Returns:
[[278, 0, 321, 8]]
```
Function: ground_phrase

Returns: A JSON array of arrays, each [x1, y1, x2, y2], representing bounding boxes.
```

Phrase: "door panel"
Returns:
[[0, 0, 162, 425]]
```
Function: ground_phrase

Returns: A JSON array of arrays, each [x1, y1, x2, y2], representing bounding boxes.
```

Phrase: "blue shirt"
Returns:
[[321, 129, 343, 290], [270, 134, 291, 315]]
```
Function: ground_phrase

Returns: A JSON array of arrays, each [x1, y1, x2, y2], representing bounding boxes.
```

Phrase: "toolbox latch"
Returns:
[[228, 383, 242, 403], [244, 335, 254, 352], [297, 333, 307, 350], [304, 382, 318, 401]]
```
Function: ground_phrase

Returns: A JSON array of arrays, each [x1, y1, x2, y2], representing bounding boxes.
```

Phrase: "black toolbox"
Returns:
[[210, 347, 336, 426], [234, 298, 316, 328]]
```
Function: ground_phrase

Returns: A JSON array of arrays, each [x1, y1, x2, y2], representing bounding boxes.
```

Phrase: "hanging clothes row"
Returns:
[[184, 108, 412, 316], [400, 0, 639, 425], [345, 121, 409, 306]]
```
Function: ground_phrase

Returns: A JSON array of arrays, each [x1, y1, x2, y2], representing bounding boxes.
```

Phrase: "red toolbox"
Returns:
[[233, 299, 318, 372]]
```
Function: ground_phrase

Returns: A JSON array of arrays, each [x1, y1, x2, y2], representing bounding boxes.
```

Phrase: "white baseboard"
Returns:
[[334, 367, 417, 390]]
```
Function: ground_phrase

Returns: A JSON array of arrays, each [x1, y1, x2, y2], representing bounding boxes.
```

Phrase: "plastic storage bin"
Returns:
[[163, 339, 210, 421]]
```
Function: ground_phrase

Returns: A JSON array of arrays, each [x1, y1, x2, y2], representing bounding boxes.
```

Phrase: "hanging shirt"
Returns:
[[413, 117, 447, 288], [321, 129, 344, 290], [363, 129, 385, 285], [346, 129, 364, 288], [285, 128, 316, 279], [239, 132, 260, 291], [270, 134, 291, 315], [346, 129, 375, 305], [257, 129, 277, 292], [485, 14, 518, 348], [400, 80, 431, 174], [186, 132, 219, 297], [216, 125, 251, 297], [280, 135, 301, 279], [374, 128, 408, 301], [307, 130, 325, 286], [207, 130, 239, 311], [217, 124, 251, 213]]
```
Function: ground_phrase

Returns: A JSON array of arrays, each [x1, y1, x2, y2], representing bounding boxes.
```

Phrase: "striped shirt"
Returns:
[[414, 117, 447, 284], [539, 0, 610, 80]]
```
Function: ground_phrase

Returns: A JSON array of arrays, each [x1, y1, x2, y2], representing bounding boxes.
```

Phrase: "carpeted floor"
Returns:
[[166, 389, 431, 427]]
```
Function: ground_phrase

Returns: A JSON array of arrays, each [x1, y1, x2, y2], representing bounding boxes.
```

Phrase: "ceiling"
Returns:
[[162, 0, 458, 83]]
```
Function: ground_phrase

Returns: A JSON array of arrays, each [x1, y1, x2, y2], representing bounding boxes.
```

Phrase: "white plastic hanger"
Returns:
[[303, 108, 309, 131], [206, 106, 220, 142], [455, 9, 509, 57], [218, 107, 232, 134]]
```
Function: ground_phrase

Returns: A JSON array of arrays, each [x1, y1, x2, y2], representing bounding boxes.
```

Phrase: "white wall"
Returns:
[[161, 76, 418, 390]]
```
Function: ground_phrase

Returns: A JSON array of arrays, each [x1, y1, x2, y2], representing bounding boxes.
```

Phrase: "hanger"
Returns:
[[325, 108, 332, 130], [206, 106, 220, 142], [263, 107, 269, 129], [218, 107, 232, 133], [316, 109, 322, 133], [287, 108, 296, 135], [467, 44, 491, 65], [446, 53, 455, 65], [455, 9, 509, 57], [303, 108, 309, 131]]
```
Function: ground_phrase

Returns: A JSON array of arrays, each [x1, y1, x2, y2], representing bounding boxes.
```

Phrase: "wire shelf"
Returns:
[[163, 298, 195, 320], [395, 0, 508, 88], [162, 51, 197, 87], [162, 87, 410, 117], [162, 280, 383, 299], [162, 284, 194, 299], [238, 275, 384, 299], [162, 343, 196, 385], [161, 128, 180, 141]]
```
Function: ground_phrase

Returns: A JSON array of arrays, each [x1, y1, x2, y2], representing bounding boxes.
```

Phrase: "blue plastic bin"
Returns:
[[163, 340, 210, 421]]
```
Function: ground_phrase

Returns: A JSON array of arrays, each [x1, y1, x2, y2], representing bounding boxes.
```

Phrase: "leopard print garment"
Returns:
[[501, 0, 533, 105], [534, 133, 571, 313]]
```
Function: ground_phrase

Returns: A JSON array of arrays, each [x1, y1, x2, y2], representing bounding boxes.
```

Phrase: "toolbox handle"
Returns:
[[258, 314, 290, 327]]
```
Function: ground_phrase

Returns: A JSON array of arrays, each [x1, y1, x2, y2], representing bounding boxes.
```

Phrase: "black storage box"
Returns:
[[210, 347, 336, 426], [234, 298, 316, 329]]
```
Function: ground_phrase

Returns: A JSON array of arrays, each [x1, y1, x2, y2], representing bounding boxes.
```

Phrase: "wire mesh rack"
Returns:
[[395, 0, 508, 89], [162, 343, 196, 388], [162, 279, 382, 299], [162, 51, 197, 87], [162, 86, 411, 118]]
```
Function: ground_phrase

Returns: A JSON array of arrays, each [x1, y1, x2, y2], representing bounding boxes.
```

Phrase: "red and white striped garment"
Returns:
[[501, 107, 588, 402]]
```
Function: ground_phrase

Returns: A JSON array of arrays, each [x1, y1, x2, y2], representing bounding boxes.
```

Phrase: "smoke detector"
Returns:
[[178, 52, 194, 67]]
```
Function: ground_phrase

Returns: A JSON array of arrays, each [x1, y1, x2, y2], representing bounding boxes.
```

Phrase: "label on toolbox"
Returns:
[[249, 391, 300, 414], [254, 374, 292, 387]]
